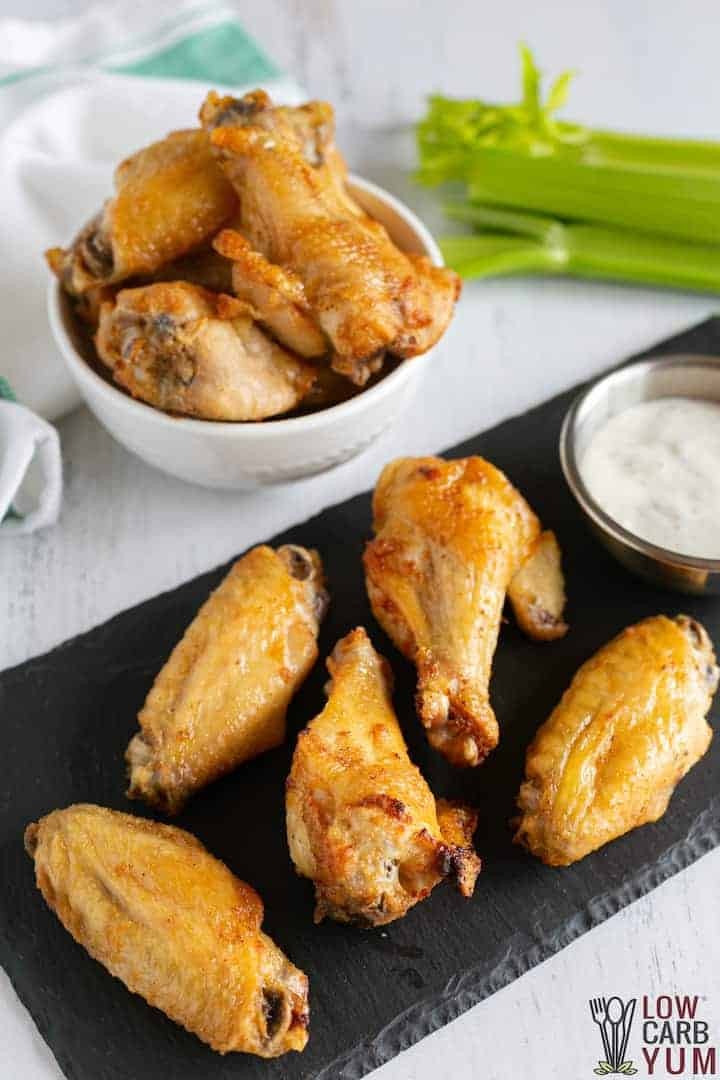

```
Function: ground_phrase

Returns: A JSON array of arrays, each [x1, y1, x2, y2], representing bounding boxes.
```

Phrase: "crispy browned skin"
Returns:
[[507, 530, 568, 642], [286, 628, 480, 926], [127, 545, 327, 814], [515, 615, 718, 866], [46, 129, 237, 295], [364, 456, 568, 768], [95, 281, 318, 420], [213, 229, 326, 359], [25, 805, 308, 1056], [199, 90, 461, 386]]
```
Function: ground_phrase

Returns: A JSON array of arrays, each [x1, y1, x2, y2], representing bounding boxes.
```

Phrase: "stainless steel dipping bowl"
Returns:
[[560, 354, 720, 595]]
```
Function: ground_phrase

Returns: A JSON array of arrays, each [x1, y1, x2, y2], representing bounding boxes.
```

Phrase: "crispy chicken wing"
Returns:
[[46, 129, 237, 295], [515, 615, 718, 866], [127, 544, 327, 814], [200, 90, 461, 386], [213, 229, 326, 359], [286, 627, 480, 926], [364, 456, 568, 768], [95, 281, 318, 420], [25, 805, 309, 1056]]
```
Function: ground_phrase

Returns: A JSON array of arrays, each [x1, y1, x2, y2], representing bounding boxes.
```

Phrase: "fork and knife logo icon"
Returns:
[[589, 997, 637, 1075]]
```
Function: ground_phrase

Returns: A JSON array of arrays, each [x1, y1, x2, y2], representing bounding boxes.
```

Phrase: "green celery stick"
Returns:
[[417, 45, 720, 250]]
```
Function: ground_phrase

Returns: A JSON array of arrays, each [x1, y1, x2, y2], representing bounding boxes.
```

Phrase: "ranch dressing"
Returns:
[[580, 396, 720, 559]]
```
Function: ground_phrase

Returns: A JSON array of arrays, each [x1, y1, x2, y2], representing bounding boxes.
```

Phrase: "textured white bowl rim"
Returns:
[[48, 175, 444, 437]]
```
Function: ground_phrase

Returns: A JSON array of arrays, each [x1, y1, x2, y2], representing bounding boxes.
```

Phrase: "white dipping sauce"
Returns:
[[580, 396, 720, 559]]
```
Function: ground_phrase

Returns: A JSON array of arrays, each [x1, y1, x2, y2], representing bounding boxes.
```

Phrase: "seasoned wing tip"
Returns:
[[364, 455, 567, 768], [286, 627, 480, 927], [25, 805, 309, 1056], [95, 281, 317, 421], [435, 798, 482, 897], [507, 530, 568, 641], [515, 614, 718, 867], [127, 543, 327, 814]]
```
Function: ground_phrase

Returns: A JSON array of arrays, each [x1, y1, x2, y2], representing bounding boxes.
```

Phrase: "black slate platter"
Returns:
[[2, 317, 720, 1080]]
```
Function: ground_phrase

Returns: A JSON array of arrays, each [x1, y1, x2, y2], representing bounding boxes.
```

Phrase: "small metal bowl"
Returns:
[[560, 353, 720, 595]]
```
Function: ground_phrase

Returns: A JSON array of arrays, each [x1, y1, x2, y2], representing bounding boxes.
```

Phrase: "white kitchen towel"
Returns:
[[0, 380, 62, 534], [0, 0, 303, 421]]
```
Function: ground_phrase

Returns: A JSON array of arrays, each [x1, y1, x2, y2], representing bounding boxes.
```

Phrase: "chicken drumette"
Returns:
[[95, 281, 318, 420], [364, 456, 567, 768], [286, 627, 480, 926]]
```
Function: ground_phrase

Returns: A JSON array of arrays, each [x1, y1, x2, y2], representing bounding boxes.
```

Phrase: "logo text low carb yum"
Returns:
[[589, 995, 717, 1076], [641, 996, 715, 1076]]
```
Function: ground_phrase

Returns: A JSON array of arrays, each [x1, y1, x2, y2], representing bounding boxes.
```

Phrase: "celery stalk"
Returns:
[[417, 45, 720, 254], [441, 204, 720, 293], [463, 148, 720, 244]]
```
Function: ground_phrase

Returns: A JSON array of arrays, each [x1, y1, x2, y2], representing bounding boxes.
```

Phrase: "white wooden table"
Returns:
[[1, 2, 719, 1077]]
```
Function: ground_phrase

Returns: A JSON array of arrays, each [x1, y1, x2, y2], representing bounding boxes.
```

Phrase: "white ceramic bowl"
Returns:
[[48, 176, 444, 490]]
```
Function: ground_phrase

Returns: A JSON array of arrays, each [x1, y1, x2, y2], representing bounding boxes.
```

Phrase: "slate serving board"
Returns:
[[2, 317, 720, 1080]]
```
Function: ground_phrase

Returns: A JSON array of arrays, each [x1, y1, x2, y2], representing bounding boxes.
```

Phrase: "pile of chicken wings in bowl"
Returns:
[[47, 89, 460, 425]]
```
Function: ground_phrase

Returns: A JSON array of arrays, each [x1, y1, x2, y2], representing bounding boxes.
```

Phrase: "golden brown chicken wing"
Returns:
[[286, 627, 480, 926], [127, 544, 327, 814], [46, 129, 237, 295], [200, 90, 461, 386], [25, 805, 309, 1056], [95, 281, 318, 420], [364, 456, 567, 768], [515, 615, 718, 866], [213, 229, 326, 359]]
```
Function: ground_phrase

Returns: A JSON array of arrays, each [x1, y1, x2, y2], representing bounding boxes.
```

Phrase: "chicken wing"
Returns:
[[25, 805, 309, 1056], [95, 281, 318, 420], [286, 627, 480, 926], [515, 615, 718, 866], [200, 90, 461, 386], [364, 456, 568, 768], [46, 129, 237, 295], [213, 229, 326, 359], [127, 544, 327, 814]]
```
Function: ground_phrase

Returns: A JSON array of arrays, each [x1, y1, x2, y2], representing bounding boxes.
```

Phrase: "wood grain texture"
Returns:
[[2, 2, 720, 1078]]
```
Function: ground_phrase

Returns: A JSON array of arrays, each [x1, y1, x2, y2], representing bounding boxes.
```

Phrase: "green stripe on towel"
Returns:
[[110, 22, 279, 84], [0, 377, 17, 402]]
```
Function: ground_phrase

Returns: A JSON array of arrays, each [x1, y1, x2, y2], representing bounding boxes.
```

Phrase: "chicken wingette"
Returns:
[[46, 129, 236, 295], [200, 90, 461, 386], [213, 229, 327, 360], [25, 805, 309, 1056], [364, 456, 567, 768], [286, 627, 481, 926], [515, 615, 718, 866], [127, 544, 327, 814], [95, 282, 318, 420]]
